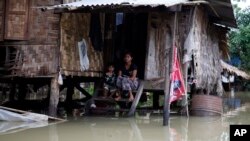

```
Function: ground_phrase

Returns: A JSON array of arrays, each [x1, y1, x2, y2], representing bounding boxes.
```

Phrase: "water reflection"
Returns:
[[49, 124, 58, 141], [0, 116, 235, 141], [1, 92, 250, 141]]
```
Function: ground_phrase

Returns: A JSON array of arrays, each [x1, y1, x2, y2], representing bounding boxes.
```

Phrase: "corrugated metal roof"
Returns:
[[42, 0, 191, 10], [40, 0, 237, 27]]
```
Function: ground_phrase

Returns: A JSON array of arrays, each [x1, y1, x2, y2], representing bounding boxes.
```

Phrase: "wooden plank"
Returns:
[[66, 81, 74, 104], [94, 97, 129, 103], [94, 97, 116, 103], [91, 107, 129, 113], [75, 83, 92, 99], [163, 12, 177, 126], [0, 0, 5, 41], [127, 81, 144, 117], [49, 77, 60, 117], [9, 83, 16, 101], [4, 0, 29, 40]]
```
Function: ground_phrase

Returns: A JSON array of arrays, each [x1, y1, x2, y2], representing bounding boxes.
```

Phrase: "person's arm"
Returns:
[[130, 69, 137, 80]]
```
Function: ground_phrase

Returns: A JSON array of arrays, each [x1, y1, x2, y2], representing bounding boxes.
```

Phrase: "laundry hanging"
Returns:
[[78, 38, 89, 71]]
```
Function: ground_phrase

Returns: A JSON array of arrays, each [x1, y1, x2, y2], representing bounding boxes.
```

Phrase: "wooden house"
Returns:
[[0, 0, 237, 117]]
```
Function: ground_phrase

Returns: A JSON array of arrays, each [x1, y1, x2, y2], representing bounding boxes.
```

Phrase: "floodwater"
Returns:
[[1, 92, 250, 141]]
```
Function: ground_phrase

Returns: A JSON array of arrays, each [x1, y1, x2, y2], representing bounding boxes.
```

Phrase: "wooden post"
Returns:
[[153, 92, 160, 109], [163, 12, 178, 126], [75, 83, 92, 99], [163, 52, 171, 126], [9, 83, 16, 101], [128, 81, 144, 117], [18, 83, 27, 101], [49, 76, 60, 117], [66, 79, 74, 113], [66, 78, 74, 102]]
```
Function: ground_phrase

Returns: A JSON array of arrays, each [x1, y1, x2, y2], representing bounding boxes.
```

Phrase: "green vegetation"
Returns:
[[229, 6, 250, 71]]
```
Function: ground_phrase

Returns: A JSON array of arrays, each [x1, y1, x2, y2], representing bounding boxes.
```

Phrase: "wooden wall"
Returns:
[[144, 6, 225, 93], [144, 13, 173, 80], [0, 0, 61, 77], [144, 9, 193, 80], [60, 13, 104, 77]]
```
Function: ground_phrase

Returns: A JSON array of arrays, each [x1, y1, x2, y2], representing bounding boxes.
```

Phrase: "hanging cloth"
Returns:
[[78, 38, 89, 71], [170, 47, 186, 104], [58, 71, 63, 85], [89, 13, 103, 51]]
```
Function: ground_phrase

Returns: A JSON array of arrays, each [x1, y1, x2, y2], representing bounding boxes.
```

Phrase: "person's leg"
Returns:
[[115, 92, 121, 101], [116, 77, 123, 89], [103, 83, 109, 98], [131, 79, 139, 90], [128, 90, 134, 102], [109, 87, 116, 98], [128, 79, 139, 102], [121, 78, 131, 91], [103, 89, 108, 98], [121, 78, 135, 101], [115, 77, 123, 101]]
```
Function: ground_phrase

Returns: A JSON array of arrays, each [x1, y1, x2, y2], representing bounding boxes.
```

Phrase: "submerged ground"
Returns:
[[1, 92, 250, 141]]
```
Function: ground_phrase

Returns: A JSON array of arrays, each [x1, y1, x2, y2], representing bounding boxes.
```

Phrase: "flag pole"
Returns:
[[163, 12, 178, 126]]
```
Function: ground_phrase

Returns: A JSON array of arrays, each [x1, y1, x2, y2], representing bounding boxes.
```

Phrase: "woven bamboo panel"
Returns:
[[2, 0, 60, 77], [6, 14, 27, 39], [60, 13, 104, 77], [29, 0, 60, 43], [12, 45, 58, 77], [0, 0, 4, 41], [5, 0, 29, 40]]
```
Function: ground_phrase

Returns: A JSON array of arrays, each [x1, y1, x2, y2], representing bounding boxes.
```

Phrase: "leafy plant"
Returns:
[[229, 7, 250, 72]]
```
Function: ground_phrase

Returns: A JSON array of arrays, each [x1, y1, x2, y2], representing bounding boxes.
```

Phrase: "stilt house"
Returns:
[[0, 0, 237, 116]]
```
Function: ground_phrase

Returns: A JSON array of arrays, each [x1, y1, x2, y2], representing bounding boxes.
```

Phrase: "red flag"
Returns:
[[169, 47, 186, 104]]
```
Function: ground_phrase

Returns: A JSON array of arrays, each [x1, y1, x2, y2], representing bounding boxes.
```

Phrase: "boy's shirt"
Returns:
[[104, 73, 116, 86]]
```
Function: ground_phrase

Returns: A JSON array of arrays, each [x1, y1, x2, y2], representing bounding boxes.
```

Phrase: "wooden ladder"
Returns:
[[127, 81, 144, 117]]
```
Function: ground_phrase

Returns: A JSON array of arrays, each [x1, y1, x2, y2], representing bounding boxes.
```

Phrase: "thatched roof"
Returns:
[[220, 60, 250, 80]]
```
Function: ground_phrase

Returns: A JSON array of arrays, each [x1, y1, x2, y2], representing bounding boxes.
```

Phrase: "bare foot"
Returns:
[[128, 94, 134, 102]]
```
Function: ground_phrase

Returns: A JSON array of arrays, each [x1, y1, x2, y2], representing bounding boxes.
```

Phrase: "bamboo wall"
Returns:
[[0, 0, 60, 77], [28, 0, 60, 44], [60, 13, 104, 77], [11, 45, 58, 76], [144, 13, 174, 80]]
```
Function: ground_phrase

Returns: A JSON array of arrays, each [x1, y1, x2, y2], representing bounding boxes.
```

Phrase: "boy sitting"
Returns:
[[103, 63, 117, 98]]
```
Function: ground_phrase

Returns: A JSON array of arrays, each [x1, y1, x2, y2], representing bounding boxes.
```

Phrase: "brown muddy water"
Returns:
[[1, 92, 250, 141]]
